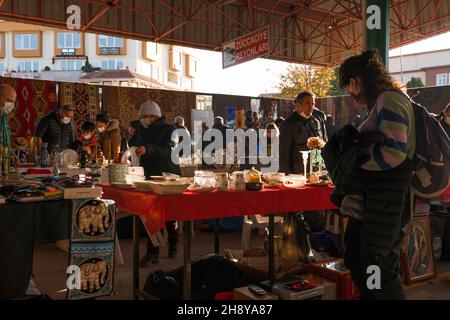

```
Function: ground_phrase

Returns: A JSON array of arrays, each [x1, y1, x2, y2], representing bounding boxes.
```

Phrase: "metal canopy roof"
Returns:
[[0, 0, 449, 66]]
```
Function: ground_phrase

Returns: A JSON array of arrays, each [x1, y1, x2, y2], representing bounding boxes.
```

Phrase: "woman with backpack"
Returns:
[[325, 50, 416, 300]]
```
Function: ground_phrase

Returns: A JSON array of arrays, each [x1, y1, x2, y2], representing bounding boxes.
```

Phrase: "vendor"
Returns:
[[74, 121, 97, 159], [95, 113, 121, 162], [135, 100, 179, 266], [35, 104, 75, 153], [0, 84, 18, 172]]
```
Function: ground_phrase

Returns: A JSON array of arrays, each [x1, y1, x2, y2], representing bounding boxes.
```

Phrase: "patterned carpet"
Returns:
[[59, 82, 100, 136], [0, 76, 58, 139], [102, 86, 195, 130]]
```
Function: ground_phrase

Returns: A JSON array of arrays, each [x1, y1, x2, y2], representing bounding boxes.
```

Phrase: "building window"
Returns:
[[169, 47, 182, 71], [168, 72, 179, 85], [60, 60, 83, 71], [436, 73, 448, 86], [57, 33, 81, 49], [101, 60, 124, 70], [99, 35, 123, 48], [186, 54, 198, 78], [15, 34, 38, 50], [144, 42, 158, 61], [103, 81, 113, 85], [17, 61, 39, 72], [119, 81, 129, 87]]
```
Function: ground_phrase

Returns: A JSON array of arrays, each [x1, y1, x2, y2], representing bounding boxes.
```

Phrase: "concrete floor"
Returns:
[[31, 229, 450, 300]]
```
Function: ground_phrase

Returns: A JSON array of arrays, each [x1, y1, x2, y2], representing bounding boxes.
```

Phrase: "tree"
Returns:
[[329, 68, 346, 96], [277, 64, 336, 99], [82, 60, 93, 72], [406, 77, 424, 88]]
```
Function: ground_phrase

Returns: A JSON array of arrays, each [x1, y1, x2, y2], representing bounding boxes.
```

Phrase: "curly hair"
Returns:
[[339, 49, 393, 108]]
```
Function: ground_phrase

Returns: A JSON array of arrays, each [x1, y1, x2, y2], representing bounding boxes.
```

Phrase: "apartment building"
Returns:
[[0, 21, 199, 90], [389, 48, 450, 87]]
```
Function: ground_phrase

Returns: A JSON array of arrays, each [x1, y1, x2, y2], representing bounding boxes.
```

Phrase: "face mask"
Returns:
[[141, 118, 151, 128], [2, 101, 15, 114], [83, 134, 92, 140], [351, 91, 366, 106], [445, 117, 450, 126], [62, 117, 71, 124], [98, 127, 105, 133]]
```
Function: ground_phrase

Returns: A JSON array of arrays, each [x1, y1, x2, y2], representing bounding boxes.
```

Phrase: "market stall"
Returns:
[[101, 182, 338, 299]]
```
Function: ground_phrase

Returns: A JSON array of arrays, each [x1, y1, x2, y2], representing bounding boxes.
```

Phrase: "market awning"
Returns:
[[0, 0, 449, 66]]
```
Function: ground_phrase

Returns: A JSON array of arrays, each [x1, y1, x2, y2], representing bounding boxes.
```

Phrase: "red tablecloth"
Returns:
[[100, 184, 337, 234]]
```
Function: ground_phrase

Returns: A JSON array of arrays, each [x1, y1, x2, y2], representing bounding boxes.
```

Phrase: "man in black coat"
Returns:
[[279, 91, 325, 174], [135, 100, 180, 266], [35, 104, 75, 152]]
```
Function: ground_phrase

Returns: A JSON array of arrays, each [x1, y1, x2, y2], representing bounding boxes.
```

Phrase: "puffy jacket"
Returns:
[[35, 111, 74, 152], [279, 111, 322, 174], [136, 117, 180, 178], [98, 119, 121, 161], [322, 125, 414, 258]]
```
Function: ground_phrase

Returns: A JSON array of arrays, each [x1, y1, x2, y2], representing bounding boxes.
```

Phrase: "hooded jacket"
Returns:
[[35, 111, 74, 152], [98, 119, 121, 161], [136, 117, 180, 177]]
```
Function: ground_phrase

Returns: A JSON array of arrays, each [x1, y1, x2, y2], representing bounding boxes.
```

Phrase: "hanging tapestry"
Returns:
[[0, 76, 58, 139], [59, 82, 100, 136], [102, 86, 195, 131]]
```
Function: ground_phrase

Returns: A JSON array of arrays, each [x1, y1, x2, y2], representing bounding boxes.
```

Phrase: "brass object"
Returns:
[[80, 260, 108, 292], [77, 202, 111, 235]]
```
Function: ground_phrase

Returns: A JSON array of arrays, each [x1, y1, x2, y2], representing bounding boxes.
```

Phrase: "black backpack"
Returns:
[[410, 99, 450, 200], [143, 254, 247, 300]]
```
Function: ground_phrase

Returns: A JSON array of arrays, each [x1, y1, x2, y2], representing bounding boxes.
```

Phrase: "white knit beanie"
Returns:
[[139, 100, 162, 117]]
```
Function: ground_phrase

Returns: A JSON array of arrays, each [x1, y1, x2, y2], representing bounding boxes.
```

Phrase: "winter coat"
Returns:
[[322, 125, 414, 258], [136, 117, 180, 178], [35, 111, 74, 152], [98, 119, 121, 161], [279, 111, 323, 174], [75, 135, 97, 159]]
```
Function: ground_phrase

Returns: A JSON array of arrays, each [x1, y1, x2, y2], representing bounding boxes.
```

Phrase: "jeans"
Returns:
[[344, 217, 406, 300], [146, 220, 178, 256]]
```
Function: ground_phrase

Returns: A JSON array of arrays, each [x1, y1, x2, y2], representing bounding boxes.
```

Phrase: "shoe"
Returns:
[[140, 254, 159, 267], [168, 246, 177, 259]]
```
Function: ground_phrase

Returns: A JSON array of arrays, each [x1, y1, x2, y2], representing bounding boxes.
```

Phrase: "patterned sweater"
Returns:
[[359, 90, 416, 171]]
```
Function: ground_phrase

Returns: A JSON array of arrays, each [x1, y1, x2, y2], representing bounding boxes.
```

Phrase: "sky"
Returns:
[[193, 31, 450, 97]]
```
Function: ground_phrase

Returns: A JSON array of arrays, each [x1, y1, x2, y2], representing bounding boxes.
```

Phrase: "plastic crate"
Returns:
[[307, 259, 360, 300]]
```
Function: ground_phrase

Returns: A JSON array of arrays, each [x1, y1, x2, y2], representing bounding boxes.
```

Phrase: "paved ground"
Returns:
[[31, 229, 450, 300]]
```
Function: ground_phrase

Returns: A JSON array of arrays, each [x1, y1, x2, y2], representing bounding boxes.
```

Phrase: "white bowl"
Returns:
[[148, 181, 191, 195], [125, 174, 145, 185]]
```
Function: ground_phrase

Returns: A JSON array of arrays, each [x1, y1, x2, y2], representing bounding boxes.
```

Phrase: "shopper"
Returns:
[[36, 104, 75, 152], [336, 49, 416, 300], [127, 120, 141, 148], [279, 91, 324, 174], [74, 121, 97, 159], [95, 113, 121, 162], [135, 100, 179, 266]]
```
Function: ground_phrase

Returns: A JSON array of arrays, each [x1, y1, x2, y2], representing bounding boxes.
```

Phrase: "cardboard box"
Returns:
[[233, 286, 279, 300], [63, 186, 102, 199]]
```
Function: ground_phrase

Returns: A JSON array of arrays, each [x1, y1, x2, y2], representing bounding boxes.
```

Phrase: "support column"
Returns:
[[365, 0, 390, 68]]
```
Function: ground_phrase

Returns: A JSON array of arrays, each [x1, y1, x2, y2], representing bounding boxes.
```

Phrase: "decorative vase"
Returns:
[[38, 143, 50, 168]]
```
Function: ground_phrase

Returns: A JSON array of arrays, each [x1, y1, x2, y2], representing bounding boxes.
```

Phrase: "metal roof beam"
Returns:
[[82, 0, 121, 31]]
